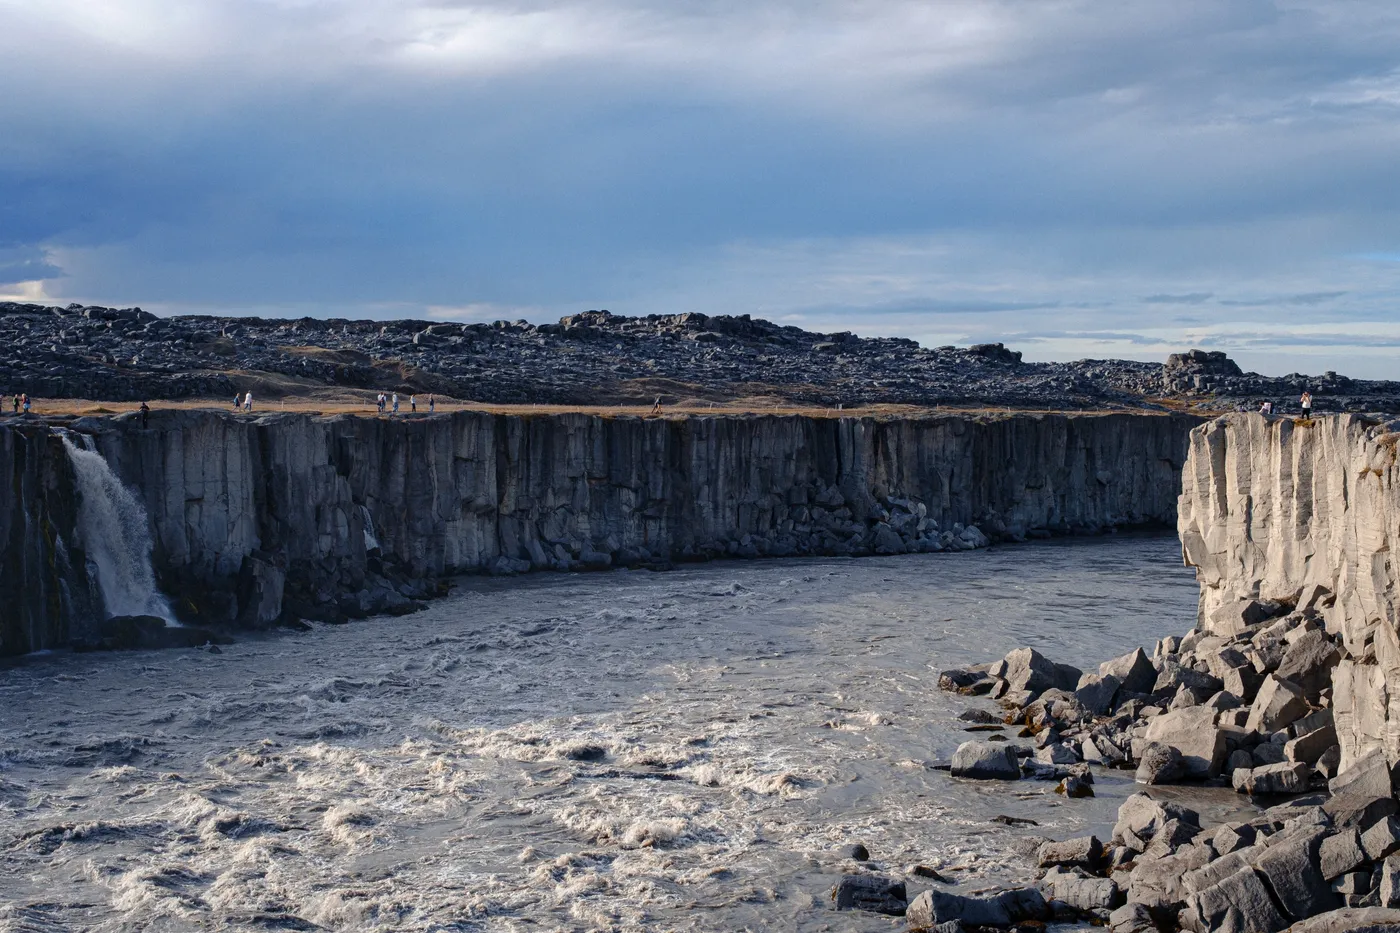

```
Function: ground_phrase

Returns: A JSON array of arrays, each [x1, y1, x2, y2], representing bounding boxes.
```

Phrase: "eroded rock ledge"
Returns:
[[0, 409, 1198, 655]]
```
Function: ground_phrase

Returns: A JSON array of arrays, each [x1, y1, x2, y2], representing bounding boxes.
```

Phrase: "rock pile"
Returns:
[[892, 591, 1400, 931], [3, 302, 1398, 412]]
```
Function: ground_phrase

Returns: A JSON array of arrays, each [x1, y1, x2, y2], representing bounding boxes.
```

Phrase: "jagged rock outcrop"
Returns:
[[1179, 414, 1400, 770], [0, 409, 1199, 655]]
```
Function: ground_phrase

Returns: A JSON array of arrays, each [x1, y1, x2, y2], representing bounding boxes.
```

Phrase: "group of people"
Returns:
[[8, 393, 32, 415], [375, 393, 434, 415], [1256, 390, 1314, 419], [231, 391, 254, 412]]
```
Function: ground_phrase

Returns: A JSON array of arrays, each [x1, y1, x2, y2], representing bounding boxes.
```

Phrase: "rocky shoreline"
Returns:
[[3, 302, 1399, 413], [825, 413, 1400, 932]]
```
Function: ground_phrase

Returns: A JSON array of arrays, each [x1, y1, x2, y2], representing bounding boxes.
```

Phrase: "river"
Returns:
[[0, 534, 1208, 932]]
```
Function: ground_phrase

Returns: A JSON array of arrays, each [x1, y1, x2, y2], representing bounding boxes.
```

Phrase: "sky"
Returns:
[[1, 1, 1398, 378]]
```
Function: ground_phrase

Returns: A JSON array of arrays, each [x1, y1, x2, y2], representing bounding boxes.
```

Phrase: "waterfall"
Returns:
[[61, 435, 175, 623]]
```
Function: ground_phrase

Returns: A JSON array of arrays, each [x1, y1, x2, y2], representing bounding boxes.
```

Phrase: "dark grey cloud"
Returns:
[[0, 1, 1397, 377]]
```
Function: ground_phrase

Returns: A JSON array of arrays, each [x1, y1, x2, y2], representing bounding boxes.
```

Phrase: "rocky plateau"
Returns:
[[2, 302, 1397, 412]]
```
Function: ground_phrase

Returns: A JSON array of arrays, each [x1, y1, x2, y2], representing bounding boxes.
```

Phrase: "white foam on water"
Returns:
[[0, 536, 1224, 932], [61, 434, 175, 623]]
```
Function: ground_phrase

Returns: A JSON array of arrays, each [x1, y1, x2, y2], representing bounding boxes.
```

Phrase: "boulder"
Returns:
[[1154, 661, 1224, 701], [1108, 902, 1157, 933], [1137, 741, 1188, 785], [1253, 827, 1337, 920], [1040, 866, 1124, 912], [950, 741, 1020, 780], [1233, 762, 1311, 795], [1100, 648, 1158, 696], [1183, 867, 1287, 933], [1212, 822, 1259, 856], [1113, 793, 1201, 848], [905, 887, 1046, 928], [1324, 793, 1400, 832], [1034, 742, 1080, 765], [1361, 816, 1400, 862], [1276, 630, 1342, 701], [1288, 724, 1341, 766], [1283, 908, 1400, 933], [1075, 673, 1123, 717], [1320, 828, 1368, 881], [1247, 675, 1309, 734], [1037, 835, 1103, 871], [1381, 856, 1400, 909], [1144, 706, 1227, 778], [829, 873, 906, 914], [1002, 647, 1082, 700], [1331, 750, 1397, 801]]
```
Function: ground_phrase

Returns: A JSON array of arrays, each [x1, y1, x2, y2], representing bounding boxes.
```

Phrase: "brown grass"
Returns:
[[21, 394, 1188, 421]]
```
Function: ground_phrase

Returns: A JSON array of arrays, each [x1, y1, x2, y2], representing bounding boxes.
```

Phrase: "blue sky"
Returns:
[[2, 1, 1398, 378]]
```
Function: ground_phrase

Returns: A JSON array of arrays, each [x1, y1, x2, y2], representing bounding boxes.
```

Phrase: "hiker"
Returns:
[[10, 394, 17, 414], [140, 401, 150, 428], [21, 394, 31, 414], [410, 395, 417, 413], [650, 396, 662, 415], [1259, 400, 1273, 415], [243, 391, 253, 412], [1300, 390, 1313, 420], [232, 393, 241, 410], [428, 395, 435, 413], [391, 393, 399, 416]]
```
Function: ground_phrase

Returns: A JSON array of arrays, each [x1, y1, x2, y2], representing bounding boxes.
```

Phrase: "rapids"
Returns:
[[0, 535, 1215, 932]]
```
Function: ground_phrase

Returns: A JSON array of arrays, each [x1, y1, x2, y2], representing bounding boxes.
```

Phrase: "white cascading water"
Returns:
[[61, 434, 175, 623]]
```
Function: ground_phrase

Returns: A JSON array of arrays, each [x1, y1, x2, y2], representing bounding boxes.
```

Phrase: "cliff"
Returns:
[[1179, 412, 1400, 770], [1, 409, 1201, 655]]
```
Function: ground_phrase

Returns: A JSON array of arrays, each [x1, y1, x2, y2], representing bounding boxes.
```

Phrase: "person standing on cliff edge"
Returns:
[[1300, 390, 1313, 420], [140, 401, 150, 428], [243, 391, 253, 412]]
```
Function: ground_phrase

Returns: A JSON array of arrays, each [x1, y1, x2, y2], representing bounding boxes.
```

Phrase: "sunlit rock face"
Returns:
[[1179, 412, 1400, 769]]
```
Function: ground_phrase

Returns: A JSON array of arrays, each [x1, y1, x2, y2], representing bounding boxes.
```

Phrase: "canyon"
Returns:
[[1, 409, 1198, 656]]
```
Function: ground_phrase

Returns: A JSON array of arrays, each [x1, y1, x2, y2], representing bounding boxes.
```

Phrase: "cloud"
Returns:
[[0, 1, 1397, 378], [1142, 293, 1213, 305]]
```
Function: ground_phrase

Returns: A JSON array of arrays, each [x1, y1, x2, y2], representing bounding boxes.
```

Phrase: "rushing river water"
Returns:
[[0, 535, 1210, 932]]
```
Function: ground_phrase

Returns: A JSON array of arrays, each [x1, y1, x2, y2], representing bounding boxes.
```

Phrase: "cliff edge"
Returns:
[[1180, 413, 1400, 770], [1, 409, 1200, 655]]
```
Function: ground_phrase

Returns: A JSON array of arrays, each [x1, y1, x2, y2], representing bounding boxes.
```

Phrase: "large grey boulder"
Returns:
[[830, 873, 906, 914], [1040, 866, 1124, 912], [950, 741, 1020, 779], [1136, 741, 1187, 785], [1275, 630, 1342, 701], [1247, 675, 1309, 734], [1075, 673, 1122, 717], [1233, 761, 1310, 795], [1113, 792, 1201, 849], [1331, 750, 1398, 800], [1283, 908, 1400, 932], [1037, 835, 1102, 871], [1254, 827, 1338, 921], [1100, 647, 1158, 696], [1001, 647, 1082, 700], [1144, 706, 1227, 778], [1361, 816, 1400, 862], [905, 887, 1046, 928], [1183, 866, 1288, 933], [1320, 828, 1368, 881]]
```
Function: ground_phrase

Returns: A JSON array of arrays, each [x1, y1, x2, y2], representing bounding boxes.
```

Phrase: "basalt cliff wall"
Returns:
[[1179, 412, 1400, 770], [1, 409, 1200, 656]]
